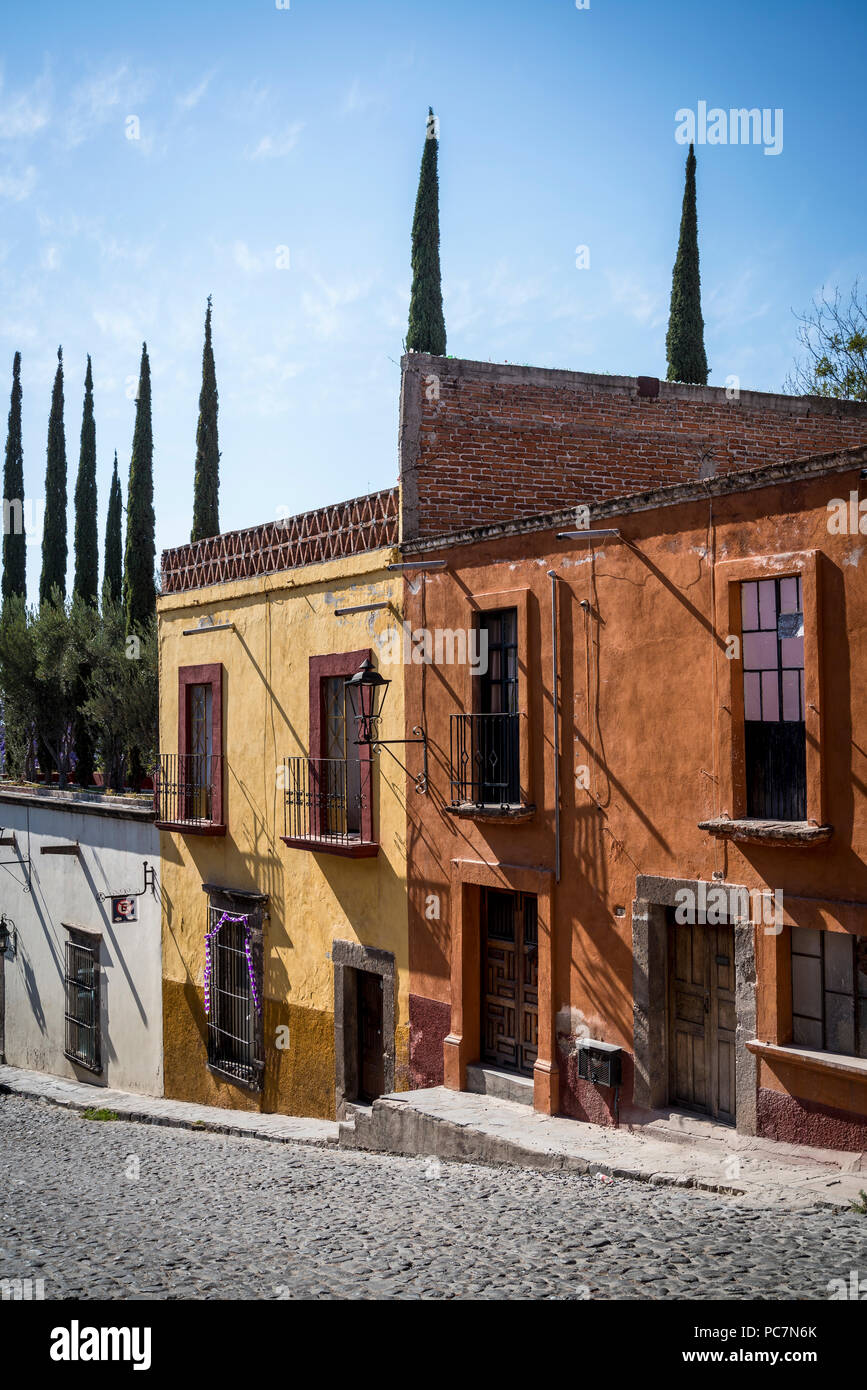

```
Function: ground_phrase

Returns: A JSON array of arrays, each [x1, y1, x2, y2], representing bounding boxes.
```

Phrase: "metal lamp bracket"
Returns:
[[370, 727, 429, 795], [99, 860, 157, 903]]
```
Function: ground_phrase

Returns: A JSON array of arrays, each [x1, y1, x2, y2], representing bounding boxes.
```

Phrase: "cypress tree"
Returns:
[[191, 295, 220, 542], [73, 356, 99, 604], [72, 357, 98, 787], [123, 343, 155, 635], [103, 451, 123, 607], [40, 347, 67, 605], [406, 107, 446, 356], [2, 352, 26, 606], [665, 144, 708, 385]]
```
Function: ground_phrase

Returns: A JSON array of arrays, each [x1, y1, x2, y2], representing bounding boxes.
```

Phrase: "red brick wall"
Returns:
[[399, 356, 867, 539]]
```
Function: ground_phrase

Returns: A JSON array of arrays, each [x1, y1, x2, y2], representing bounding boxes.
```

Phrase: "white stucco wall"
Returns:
[[0, 791, 162, 1096]]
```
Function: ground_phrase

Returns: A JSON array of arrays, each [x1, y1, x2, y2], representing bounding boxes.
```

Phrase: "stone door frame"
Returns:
[[333, 938, 395, 1118], [631, 873, 757, 1136]]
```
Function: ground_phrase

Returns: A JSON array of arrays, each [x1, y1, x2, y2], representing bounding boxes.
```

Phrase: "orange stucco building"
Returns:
[[398, 356, 867, 1152]]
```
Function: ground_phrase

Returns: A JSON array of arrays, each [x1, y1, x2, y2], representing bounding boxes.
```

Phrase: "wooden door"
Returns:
[[481, 890, 538, 1076], [357, 971, 384, 1101], [668, 914, 736, 1123]]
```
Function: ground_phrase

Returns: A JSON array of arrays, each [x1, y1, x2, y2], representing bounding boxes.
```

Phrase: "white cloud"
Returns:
[[0, 71, 51, 139], [340, 79, 385, 117], [64, 65, 150, 148], [247, 121, 304, 159], [232, 241, 269, 274], [41, 245, 60, 271], [604, 270, 664, 327], [0, 166, 37, 201], [177, 70, 216, 112], [301, 273, 371, 339]]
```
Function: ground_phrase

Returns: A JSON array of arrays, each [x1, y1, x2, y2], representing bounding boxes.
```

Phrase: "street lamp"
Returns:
[[344, 658, 390, 745], [343, 658, 428, 794]]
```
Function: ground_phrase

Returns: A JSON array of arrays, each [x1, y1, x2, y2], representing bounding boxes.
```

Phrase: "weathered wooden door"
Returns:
[[357, 971, 384, 1101], [481, 889, 538, 1076], [668, 914, 736, 1123]]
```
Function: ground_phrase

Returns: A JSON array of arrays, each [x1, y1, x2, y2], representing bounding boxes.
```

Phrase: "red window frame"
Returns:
[[309, 649, 374, 845], [177, 663, 223, 826]]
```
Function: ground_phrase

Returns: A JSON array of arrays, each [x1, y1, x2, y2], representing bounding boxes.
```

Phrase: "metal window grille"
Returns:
[[155, 752, 223, 826], [282, 756, 370, 844], [64, 937, 101, 1072], [450, 712, 521, 806], [206, 903, 264, 1089]]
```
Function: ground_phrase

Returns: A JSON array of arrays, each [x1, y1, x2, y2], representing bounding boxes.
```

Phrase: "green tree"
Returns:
[[785, 281, 867, 400], [665, 144, 708, 385], [0, 595, 36, 779], [406, 107, 446, 356], [73, 356, 99, 604], [40, 347, 67, 605], [76, 600, 158, 792], [72, 357, 99, 786], [123, 343, 155, 634], [191, 295, 220, 542], [103, 451, 123, 607], [13, 593, 80, 788], [2, 352, 26, 608]]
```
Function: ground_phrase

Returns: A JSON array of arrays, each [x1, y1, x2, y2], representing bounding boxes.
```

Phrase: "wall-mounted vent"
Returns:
[[577, 1038, 622, 1088]]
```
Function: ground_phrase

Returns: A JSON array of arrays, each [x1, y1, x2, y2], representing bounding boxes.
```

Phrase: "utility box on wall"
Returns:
[[577, 1038, 622, 1088]]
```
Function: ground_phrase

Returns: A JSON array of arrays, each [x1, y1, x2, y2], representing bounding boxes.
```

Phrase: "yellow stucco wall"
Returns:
[[157, 546, 410, 1118]]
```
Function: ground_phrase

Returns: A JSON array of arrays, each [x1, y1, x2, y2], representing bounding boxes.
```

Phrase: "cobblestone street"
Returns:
[[2, 1095, 866, 1301]]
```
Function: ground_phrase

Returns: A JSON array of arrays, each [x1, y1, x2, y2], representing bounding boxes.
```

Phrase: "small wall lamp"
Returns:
[[344, 659, 428, 794]]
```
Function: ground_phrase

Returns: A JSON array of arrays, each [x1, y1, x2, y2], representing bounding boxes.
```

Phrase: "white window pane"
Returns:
[[758, 579, 777, 629], [782, 669, 802, 721], [779, 577, 799, 613], [780, 635, 804, 670], [741, 581, 758, 630], [761, 670, 779, 721], [744, 671, 761, 721], [743, 631, 778, 670]]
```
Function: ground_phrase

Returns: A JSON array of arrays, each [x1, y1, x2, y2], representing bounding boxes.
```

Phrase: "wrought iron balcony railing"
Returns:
[[450, 712, 522, 807], [281, 755, 375, 851], [154, 753, 224, 829]]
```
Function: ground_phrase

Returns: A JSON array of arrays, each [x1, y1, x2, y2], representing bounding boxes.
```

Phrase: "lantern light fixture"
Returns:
[[344, 658, 428, 794]]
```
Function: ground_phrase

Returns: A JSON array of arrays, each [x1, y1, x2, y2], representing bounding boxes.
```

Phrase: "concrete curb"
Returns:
[[338, 1098, 747, 1198], [0, 1074, 339, 1149]]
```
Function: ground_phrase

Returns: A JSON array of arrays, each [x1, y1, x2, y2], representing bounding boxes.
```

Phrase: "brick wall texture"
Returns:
[[399, 356, 867, 540]]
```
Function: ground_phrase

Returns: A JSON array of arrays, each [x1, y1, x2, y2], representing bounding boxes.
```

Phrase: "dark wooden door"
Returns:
[[481, 889, 538, 1076], [668, 915, 736, 1123], [357, 971, 384, 1101]]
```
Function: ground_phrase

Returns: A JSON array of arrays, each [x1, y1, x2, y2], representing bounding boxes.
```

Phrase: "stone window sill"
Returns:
[[698, 817, 832, 847], [155, 820, 227, 837], [446, 803, 536, 823], [746, 1039, 867, 1083], [279, 835, 379, 859]]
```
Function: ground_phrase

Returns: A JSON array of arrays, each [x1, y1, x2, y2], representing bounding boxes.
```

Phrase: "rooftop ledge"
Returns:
[[698, 817, 832, 846], [747, 1039, 867, 1084], [447, 802, 537, 823]]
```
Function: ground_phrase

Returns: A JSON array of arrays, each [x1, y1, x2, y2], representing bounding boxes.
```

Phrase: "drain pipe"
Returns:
[[548, 571, 561, 883]]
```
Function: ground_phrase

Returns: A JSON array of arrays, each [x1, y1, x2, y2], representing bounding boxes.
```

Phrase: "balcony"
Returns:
[[449, 712, 532, 818], [154, 753, 226, 834], [280, 756, 378, 857]]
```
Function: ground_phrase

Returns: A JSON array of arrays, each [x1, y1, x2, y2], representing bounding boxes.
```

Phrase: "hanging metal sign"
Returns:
[[110, 895, 139, 924]]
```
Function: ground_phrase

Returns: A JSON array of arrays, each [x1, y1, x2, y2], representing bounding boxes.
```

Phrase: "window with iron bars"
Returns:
[[64, 930, 101, 1073], [205, 898, 265, 1090]]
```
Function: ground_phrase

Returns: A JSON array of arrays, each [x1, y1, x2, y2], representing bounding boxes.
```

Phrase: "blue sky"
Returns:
[[1, 0, 865, 598]]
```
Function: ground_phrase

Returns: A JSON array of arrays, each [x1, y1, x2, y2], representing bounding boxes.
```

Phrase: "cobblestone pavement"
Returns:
[[1, 1095, 865, 1300]]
